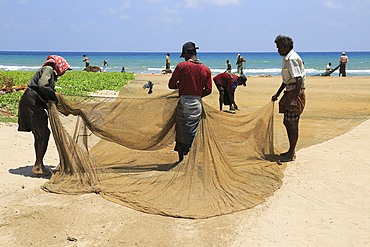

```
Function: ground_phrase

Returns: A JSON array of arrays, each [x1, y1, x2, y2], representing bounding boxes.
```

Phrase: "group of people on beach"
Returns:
[[83, 55, 110, 72], [17, 34, 310, 176], [167, 36, 305, 163], [325, 52, 349, 77]]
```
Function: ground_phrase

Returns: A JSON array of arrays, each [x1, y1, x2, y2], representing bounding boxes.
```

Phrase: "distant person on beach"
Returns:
[[225, 60, 232, 73], [166, 53, 171, 70], [213, 73, 247, 111], [103, 60, 108, 72], [339, 52, 348, 77], [83, 55, 89, 68], [18, 55, 72, 176], [236, 54, 246, 75], [326, 63, 331, 72], [271, 35, 306, 162], [326, 62, 332, 76], [168, 41, 212, 162], [121, 66, 125, 73]]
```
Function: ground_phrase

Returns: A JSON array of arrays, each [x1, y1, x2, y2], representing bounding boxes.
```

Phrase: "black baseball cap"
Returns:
[[239, 75, 247, 86], [180, 42, 199, 58]]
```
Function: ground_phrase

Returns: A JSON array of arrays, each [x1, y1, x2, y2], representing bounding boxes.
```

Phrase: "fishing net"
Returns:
[[42, 75, 370, 219], [42, 84, 284, 219]]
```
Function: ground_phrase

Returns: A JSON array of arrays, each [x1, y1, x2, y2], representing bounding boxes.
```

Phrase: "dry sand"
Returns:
[[1, 74, 369, 246]]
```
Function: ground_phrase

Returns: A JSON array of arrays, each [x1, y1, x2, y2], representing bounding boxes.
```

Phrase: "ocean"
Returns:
[[0, 51, 369, 77]]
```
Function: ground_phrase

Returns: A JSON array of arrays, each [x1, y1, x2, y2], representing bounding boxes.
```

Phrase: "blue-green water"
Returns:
[[1, 51, 369, 77]]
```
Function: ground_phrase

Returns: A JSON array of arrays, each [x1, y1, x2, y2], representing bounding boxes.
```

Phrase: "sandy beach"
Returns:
[[1, 74, 369, 246]]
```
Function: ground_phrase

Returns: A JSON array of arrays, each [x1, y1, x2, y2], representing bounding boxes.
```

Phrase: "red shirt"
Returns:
[[340, 55, 348, 63], [168, 60, 212, 97], [213, 73, 238, 92]]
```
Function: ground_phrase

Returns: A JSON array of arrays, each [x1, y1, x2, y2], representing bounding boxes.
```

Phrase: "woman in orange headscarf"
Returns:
[[18, 55, 72, 176]]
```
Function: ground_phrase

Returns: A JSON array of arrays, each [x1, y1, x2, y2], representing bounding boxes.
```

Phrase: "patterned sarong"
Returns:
[[279, 88, 306, 121], [175, 96, 202, 154]]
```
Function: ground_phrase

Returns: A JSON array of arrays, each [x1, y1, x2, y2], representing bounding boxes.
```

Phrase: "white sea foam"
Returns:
[[0, 65, 40, 71], [0, 65, 88, 72], [210, 68, 282, 75], [347, 69, 370, 74], [147, 68, 164, 71]]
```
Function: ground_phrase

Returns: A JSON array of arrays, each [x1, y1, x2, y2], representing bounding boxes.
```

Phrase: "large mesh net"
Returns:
[[42, 75, 370, 219]]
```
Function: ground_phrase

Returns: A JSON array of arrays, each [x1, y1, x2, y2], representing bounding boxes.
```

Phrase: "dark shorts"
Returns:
[[18, 89, 48, 132], [216, 84, 233, 105], [215, 84, 225, 93]]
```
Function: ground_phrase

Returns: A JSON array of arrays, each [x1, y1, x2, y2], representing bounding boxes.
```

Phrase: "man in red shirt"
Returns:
[[168, 42, 212, 162], [339, 52, 349, 77], [213, 73, 247, 111]]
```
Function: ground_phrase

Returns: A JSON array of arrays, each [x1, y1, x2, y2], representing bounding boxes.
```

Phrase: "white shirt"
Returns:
[[281, 50, 306, 91]]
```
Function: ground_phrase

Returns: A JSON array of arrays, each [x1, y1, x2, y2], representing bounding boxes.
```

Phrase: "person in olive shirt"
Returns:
[[165, 53, 170, 70], [18, 55, 72, 176]]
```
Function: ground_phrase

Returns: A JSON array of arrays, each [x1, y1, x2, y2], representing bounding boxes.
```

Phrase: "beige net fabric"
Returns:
[[41, 74, 370, 219], [42, 91, 284, 219]]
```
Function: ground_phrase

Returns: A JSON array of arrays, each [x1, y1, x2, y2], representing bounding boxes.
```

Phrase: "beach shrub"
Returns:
[[0, 71, 135, 119]]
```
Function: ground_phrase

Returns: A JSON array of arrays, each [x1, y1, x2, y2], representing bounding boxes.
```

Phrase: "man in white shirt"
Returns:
[[271, 35, 306, 162], [326, 62, 331, 76]]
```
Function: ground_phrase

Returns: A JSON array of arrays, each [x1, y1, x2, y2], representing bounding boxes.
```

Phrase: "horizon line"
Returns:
[[1, 50, 369, 53]]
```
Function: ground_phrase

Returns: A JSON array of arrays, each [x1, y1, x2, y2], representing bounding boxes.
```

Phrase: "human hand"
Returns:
[[271, 94, 278, 101], [290, 98, 297, 109]]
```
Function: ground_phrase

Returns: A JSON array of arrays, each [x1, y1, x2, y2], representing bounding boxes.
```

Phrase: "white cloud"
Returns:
[[17, 0, 28, 5], [184, 0, 201, 9], [160, 5, 180, 16], [141, 5, 182, 28], [143, 0, 167, 3], [109, 1, 131, 19], [323, 0, 343, 9], [202, 0, 241, 5], [120, 14, 130, 20], [40, 19, 53, 27], [120, 1, 131, 9], [184, 0, 240, 9]]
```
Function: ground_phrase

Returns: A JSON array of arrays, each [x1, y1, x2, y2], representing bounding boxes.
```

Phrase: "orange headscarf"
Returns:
[[43, 55, 71, 76]]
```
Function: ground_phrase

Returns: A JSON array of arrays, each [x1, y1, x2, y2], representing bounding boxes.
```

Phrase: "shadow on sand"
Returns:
[[9, 165, 56, 178]]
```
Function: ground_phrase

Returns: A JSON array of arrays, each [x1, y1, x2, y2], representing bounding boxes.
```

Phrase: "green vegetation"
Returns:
[[0, 115, 18, 123], [0, 91, 23, 116], [0, 71, 134, 121], [57, 71, 135, 95]]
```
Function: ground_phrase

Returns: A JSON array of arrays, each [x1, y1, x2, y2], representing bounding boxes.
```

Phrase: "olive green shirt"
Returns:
[[28, 66, 58, 101]]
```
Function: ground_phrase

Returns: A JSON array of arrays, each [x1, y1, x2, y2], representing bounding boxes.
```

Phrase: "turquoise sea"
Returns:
[[0, 51, 369, 77]]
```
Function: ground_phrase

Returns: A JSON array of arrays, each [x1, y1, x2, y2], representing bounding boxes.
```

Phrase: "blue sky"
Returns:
[[0, 0, 369, 52]]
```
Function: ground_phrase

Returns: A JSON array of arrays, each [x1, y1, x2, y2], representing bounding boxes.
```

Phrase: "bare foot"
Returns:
[[280, 154, 296, 162], [280, 151, 296, 158], [32, 165, 52, 176], [279, 151, 289, 156]]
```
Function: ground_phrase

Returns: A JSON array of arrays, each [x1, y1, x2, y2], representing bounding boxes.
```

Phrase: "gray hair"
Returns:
[[274, 35, 294, 50]]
